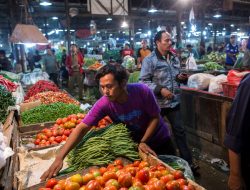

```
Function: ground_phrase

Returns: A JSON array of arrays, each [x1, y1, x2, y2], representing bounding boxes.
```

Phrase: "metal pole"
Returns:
[[65, 0, 71, 52], [176, 8, 182, 48]]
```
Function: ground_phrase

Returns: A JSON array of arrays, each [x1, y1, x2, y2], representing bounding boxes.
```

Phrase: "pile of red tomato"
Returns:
[[34, 125, 73, 147], [34, 114, 112, 147], [39, 160, 196, 190]]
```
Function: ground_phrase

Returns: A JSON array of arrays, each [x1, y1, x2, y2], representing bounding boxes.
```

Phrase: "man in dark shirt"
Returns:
[[0, 50, 12, 71], [224, 74, 250, 190]]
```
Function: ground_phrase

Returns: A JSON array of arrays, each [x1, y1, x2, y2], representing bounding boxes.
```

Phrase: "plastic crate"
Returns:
[[221, 82, 238, 98]]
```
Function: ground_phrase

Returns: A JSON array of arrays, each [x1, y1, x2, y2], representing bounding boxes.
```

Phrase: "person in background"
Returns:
[[66, 44, 84, 100], [224, 74, 250, 190], [33, 50, 42, 69], [122, 43, 134, 58], [0, 50, 12, 71], [26, 50, 35, 71], [41, 64, 175, 181], [198, 43, 206, 59], [137, 39, 151, 68], [225, 35, 239, 68], [207, 44, 213, 54], [218, 42, 225, 53], [42, 48, 59, 85], [140, 30, 199, 172], [186, 44, 199, 59], [92, 46, 99, 55], [61, 49, 67, 67]]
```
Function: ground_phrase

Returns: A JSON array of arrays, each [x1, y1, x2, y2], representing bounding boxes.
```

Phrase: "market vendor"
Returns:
[[225, 35, 239, 68], [41, 64, 175, 181]]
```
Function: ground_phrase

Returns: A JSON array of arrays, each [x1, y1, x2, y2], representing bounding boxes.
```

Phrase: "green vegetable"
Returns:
[[128, 71, 140, 83], [21, 102, 84, 125], [204, 62, 224, 71], [61, 123, 140, 174], [0, 85, 15, 123], [84, 58, 97, 68]]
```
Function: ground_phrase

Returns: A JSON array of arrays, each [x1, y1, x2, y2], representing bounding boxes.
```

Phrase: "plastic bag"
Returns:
[[227, 70, 250, 85], [188, 73, 214, 90], [158, 155, 194, 180], [208, 74, 227, 93], [0, 131, 14, 169], [122, 55, 136, 71], [185, 54, 197, 70]]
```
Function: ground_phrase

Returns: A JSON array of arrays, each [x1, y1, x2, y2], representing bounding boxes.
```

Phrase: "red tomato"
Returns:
[[173, 171, 184, 180], [53, 184, 64, 190], [138, 161, 149, 169], [105, 179, 119, 189], [36, 133, 43, 140], [40, 139, 47, 144], [95, 176, 105, 186], [51, 141, 58, 145], [65, 181, 80, 190], [99, 167, 107, 175], [49, 136, 56, 143], [56, 118, 62, 125], [118, 173, 132, 188], [166, 180, 180, 190], [63, 129, 71, 137], [114, 159, 123, 166], [42, 128, 50, 133], [136, 169, 149, 184], [147, 178, 158, 185], [103, 186, 117, 190], [45, 178, 58, 188], [125, 167, 137, 177], [161, 170, 170, 176], [152, 180, 165, 190], [52, 130, 58, 137], [160, 174, 174, 184], [176, 179, 188, 186], [55, 136, 62, 143], [120, 188, 128, 190], [62, 117, 68, 123], [38, 188, 52, 190], [58, 128, 65, 136], [45, 141, 51, 146], [133, 161, 140, 167], [82, 173, 95, 185], [132, 178, 143, 187], [154, 170, 162, 178], [62, 135, 68, 141], [45, 131, 52, 138], [85, 180, 102, 190], [103, 171, 118, 182], [34, 139, 41, 145]]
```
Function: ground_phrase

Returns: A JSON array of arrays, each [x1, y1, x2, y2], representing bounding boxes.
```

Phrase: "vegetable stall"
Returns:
[[0, 68, 206, 190]]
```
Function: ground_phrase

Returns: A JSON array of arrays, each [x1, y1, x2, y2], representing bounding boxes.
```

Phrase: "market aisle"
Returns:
[[193, 154, 228, 190]]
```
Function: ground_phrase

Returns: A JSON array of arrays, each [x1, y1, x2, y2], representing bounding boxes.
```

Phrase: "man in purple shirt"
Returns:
[[41, 64, 174, 181]]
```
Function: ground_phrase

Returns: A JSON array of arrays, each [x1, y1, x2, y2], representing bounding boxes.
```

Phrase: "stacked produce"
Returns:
[[0, 75, 18, 92], [84, 58, 97, 68], [62, 124, 139, 174], [39, 159, 196, 190], [128, 71, 140, 84], [0, 85, 15, 122], [0, 71, 20, 82], [88, 62, 103, 70], [21, 102, 84, 125], [34, 125, 73, 147], [204, 62, 224, 71], [32, 114, 112, 147], [24, 91, 80, 105], [205, 52, 226, 63], [24, 80, 60, 100]]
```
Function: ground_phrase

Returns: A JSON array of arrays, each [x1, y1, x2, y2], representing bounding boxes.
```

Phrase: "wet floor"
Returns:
[[192, 148, 229, 190]]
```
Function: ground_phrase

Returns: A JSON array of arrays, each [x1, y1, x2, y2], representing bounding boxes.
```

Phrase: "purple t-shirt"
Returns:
[[82, 83, 170, 148]]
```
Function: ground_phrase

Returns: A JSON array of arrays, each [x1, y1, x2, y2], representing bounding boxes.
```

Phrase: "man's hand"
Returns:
[[139, 142, 157, 157], [160, 88, 173, 100], [40, 157, 63, 181], [228, 174, 245, 190]]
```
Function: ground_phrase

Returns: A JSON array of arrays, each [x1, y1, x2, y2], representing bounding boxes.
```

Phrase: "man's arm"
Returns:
[[139, 115, 159, 157], [228, 149, 245, 190], [40, 122, 91, 181]]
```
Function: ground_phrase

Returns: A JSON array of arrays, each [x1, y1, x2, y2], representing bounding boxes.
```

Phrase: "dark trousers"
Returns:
[[49, 73, 58, 86], [161, 106, 193, 164]]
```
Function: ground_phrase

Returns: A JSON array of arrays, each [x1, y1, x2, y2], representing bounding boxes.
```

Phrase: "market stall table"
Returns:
[[180, 87, 233, 161]]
